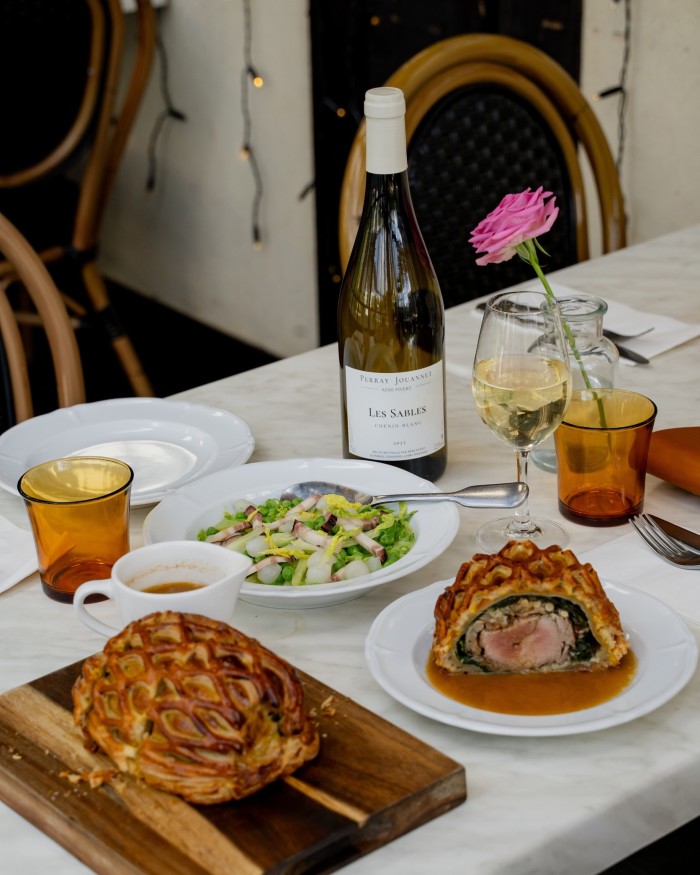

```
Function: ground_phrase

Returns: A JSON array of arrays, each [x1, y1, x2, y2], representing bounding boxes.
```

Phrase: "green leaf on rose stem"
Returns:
[[534, 238, 551, 258]]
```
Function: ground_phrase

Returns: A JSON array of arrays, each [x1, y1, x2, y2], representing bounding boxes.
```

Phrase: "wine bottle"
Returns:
[[337, 86, 447, 481]]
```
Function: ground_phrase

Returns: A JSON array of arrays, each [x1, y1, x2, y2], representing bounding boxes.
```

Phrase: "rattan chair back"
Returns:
[[0, 0, 156, 395], [339, 34, 626, 308], [0, 212, 85, 433]]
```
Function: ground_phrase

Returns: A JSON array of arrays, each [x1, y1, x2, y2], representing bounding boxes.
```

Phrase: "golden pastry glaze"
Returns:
[[432, 540, 629, 674], [72, 611, 320, 803]]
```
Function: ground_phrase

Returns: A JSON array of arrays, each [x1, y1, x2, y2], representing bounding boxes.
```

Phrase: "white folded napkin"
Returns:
[[542, 282, 700, 366], [582, 531, 700, 625], [0, 516, 38, 594]]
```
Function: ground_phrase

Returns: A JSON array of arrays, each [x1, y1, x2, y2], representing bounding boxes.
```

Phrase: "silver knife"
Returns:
[[602, 331, 650, 365], [650, 515, 700, 553]]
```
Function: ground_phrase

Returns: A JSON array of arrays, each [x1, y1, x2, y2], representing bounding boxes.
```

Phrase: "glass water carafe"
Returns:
[[532, 294, 619, 472]]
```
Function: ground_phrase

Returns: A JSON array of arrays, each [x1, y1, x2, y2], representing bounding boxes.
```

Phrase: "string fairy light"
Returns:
[[145, 32, 187, 191], [240, 0, 264, 248], [593, 0, 631, 173]]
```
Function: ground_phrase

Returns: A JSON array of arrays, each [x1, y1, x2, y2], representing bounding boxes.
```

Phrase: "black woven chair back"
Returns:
[[407, 84, 576, 309], [339, 35, 626, 304]]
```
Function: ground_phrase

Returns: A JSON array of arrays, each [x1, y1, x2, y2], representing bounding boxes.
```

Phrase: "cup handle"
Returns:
[[73, 580, 118, 637]]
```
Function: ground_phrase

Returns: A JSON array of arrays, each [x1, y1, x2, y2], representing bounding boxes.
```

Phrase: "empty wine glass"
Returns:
[[471, 289, 572, 551]]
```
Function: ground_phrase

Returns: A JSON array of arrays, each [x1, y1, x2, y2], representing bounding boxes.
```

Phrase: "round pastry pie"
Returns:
[[432, 540, 628, 675], [72, 611, 320, 803]]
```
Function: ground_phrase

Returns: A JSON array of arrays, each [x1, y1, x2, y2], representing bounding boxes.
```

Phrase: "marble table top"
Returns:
[[1, 224, 700, 874]]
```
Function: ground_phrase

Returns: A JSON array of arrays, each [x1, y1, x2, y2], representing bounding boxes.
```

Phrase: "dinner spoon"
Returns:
[[279, 480, 528, 509]]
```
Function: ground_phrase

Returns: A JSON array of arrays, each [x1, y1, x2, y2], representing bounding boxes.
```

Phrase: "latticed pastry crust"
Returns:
[[432, 540, 628, 674], [72, 611, 320, 803]]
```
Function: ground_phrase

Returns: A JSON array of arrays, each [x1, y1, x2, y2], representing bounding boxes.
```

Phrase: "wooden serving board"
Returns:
[[0, 660, 466, 875]]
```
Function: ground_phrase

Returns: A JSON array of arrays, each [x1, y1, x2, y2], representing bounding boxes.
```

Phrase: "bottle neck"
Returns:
[[366, 112, 408, 175]]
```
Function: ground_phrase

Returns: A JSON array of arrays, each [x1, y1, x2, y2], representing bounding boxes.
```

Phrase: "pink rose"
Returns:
[[468, 186, 559, 265]]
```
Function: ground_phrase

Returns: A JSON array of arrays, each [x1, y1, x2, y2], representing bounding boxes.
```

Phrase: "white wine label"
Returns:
[[345, 363, 445, 461]]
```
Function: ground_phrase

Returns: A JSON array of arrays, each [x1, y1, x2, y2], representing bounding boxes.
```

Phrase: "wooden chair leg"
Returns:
[[81, 260, 154, 397]]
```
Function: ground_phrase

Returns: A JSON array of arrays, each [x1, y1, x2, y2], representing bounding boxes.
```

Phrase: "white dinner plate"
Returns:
[[142, 458, 460, 608], [0, 398, 255, 507], [365, 579, 698, 736]]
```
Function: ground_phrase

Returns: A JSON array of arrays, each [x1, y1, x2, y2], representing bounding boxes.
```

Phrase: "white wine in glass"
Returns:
[[472, 290, 572, 551]]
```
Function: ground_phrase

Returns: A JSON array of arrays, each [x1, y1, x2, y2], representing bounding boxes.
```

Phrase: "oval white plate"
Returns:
[[365, 579, 698, 736], [142, 458, 460, 608], [0, 398, 255, 507]]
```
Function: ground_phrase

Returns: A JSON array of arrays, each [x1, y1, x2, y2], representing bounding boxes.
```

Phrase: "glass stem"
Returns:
[[509, 450, 539, 537]]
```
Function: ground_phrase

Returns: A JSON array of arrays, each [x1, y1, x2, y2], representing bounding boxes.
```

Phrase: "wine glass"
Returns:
[[471, 289, 572, 551]]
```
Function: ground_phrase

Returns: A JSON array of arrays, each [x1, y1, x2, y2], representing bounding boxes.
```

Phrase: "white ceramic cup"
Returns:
[[74, 540, 252, 636]]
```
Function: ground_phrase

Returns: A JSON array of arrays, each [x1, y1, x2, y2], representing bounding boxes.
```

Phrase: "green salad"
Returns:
[[197, 492, 416, 586]]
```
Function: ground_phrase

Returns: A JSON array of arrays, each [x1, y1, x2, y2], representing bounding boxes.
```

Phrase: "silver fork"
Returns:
[[629, 514, 700, 568]]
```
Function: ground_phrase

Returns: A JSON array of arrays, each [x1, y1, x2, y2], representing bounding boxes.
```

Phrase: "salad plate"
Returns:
[[0, 398, 255, 507], [142, 458, 460, 608], [365, 579, 698, 737]]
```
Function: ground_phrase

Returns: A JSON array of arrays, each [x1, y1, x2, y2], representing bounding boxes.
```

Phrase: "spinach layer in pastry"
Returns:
[[432, 540, 628, 674]]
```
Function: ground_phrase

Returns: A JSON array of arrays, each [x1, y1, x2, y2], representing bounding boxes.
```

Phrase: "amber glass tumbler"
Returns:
[[18, 456, 133, 602], [555, 389, 657, 526]]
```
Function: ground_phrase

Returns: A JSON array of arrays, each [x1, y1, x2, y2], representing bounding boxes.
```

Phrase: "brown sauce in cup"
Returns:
[[426, 650, 637, 716], [142, 582, 206, 594]]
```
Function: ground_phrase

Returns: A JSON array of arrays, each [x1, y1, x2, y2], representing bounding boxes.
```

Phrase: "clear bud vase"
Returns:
[[531, 294, 619, 472]]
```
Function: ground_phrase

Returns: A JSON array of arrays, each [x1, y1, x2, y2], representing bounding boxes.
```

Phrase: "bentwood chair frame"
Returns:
[[0, 212, 85, 431], [338, 33, 627, 305], [0, 0, 156, 397]]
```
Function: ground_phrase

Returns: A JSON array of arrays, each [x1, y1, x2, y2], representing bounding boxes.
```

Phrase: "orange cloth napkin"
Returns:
[[647, 427, 700, 496]]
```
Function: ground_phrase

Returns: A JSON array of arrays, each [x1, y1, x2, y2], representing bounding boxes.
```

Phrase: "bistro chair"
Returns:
[[0, 212, 86, 434], [338, 33, 627, 308], [0, 0, 156, 396]]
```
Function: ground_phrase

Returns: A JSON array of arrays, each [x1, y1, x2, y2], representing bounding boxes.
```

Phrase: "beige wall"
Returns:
[[100, 1, 700, 359], [101, 0, 318, 359], [581, 0, 700, 248]]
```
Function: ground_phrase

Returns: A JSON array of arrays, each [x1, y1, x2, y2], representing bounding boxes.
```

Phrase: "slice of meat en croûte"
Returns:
[[432, 540, 628, 674]]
